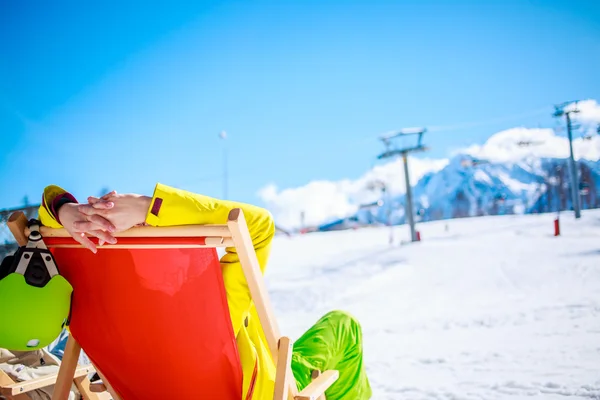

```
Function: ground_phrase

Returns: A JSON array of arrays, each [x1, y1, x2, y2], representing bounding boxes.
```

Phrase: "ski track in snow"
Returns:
[[266, 211, 600, 399]]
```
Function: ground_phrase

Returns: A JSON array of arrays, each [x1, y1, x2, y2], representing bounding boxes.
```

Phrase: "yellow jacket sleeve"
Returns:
[[145, 183, 276, 336]]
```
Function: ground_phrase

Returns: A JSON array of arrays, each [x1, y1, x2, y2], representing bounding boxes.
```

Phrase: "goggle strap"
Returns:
[[26, 221, 46, 249], [14, 221, 60, 278], [15, 250, 60, 278]]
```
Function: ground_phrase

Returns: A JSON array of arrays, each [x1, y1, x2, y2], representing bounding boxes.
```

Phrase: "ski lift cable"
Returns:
[[361, 106, 553, 148], [426, 106, 551, 134]]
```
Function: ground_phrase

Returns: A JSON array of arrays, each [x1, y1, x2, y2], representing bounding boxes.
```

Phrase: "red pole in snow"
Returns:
[[554, 218, 560, 236], [416, 231, 421, 241]]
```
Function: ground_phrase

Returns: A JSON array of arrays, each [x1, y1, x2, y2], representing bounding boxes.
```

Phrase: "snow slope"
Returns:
[[266, 211, 600, 399]]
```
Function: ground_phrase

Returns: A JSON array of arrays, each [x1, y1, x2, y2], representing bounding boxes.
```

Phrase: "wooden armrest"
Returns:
[[0, 366, 94, 396], [295, 370, 339, 400]]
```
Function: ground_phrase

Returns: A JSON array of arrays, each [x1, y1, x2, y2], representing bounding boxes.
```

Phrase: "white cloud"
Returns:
[[462, 125, 600, 163], [462, 127, 566, 162], [567, 99, 600, 124], [258, 181, 359, 229], [258, 157, 448, 230]]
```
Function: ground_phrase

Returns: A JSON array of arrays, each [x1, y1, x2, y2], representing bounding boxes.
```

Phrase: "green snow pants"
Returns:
[[291, 310, 372, 400]]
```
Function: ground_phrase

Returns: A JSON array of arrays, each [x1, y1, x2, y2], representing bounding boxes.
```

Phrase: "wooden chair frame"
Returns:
[[5, 209, 338, 400]]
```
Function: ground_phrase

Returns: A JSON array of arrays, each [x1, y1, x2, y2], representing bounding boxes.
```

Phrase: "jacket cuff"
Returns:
[[145, 183, 169, 226], [51, 193, 78, 224]]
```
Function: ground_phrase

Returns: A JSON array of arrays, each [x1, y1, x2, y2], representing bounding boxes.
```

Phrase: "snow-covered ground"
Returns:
[[266, 211, 600, 399]]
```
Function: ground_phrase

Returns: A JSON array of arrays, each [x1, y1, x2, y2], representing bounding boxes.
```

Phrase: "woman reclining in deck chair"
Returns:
[[37, 183, 372, 400]]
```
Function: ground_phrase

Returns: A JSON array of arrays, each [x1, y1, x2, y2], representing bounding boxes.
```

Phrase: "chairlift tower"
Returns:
[[377, 128, 429, 242], [553, 101, 581, 219]]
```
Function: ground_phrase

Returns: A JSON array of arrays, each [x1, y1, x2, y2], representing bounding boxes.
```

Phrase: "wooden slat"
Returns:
[[8, 211, 29, 246], [47, 238, 234, 249], [29, 224, 232, 238], [295, 370, 339, 400]]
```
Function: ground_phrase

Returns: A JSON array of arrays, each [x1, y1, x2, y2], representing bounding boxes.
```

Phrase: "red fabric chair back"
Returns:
[[47, 237, 242, 400]]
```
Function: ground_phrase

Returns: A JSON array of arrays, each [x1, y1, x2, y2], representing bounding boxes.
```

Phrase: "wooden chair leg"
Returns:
[[273, 337, 293, 400], [52, 335, 81, 400]]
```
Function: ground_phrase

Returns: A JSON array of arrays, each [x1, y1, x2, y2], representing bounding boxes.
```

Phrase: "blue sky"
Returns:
[[1, 0, 599, 209]]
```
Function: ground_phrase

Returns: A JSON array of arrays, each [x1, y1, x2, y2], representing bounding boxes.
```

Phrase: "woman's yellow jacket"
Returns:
[[39, 183, 277, 399]]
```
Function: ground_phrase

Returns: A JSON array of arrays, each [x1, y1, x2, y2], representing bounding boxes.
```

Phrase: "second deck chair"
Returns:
[[8, 209, 338, 400], [0, 350, 101, 400]]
